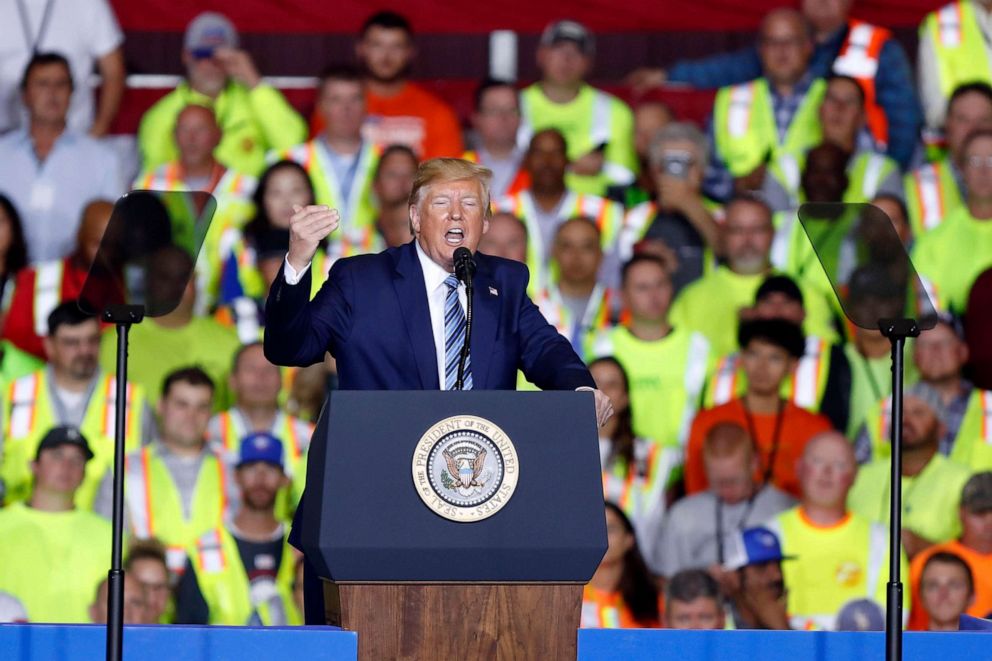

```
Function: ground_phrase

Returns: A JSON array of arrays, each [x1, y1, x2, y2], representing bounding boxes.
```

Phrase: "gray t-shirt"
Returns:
[[654, 485, 796, 578]]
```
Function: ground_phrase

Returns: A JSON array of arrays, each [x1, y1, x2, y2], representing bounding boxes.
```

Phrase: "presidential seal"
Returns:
[[412, 415, 519, 522]]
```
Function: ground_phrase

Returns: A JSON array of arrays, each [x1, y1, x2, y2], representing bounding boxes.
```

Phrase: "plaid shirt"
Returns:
[[769, 72, 815, 144]]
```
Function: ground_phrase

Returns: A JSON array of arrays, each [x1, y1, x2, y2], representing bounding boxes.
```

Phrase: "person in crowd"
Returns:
[[0, 195, 29, 305], [354, 11, 463, 159], [0, 52, 123, 263], [477, 211, 528, 265], [208, 342, 313, 514], [275, 66, 380, 254], [658, 422, 795, 578], [608, 101, 674, 208], [918, 552, 975, 632], [854, 314, 992, 468], [134, 104, 257, 313], [591, 357, 681, 572], [848, 383, 972, 557], [918, 0, 992, 130], [909, 471, 992, 629], [99, 250, 241, 409], [89, 573, 147, 625], [0, 0, 124, 136], [664, 569, 725, 630], [536, 218, 616, 356], [872, 193, 913, 248], [906, 83, 992, 235], [518, 20, 636, 196], [590, 254, 711, 449], [0, 426, 110, 622], [372, 144, 417, 248], [95, 368, 238, 575], [0, 302, 152, 508], [707, 9, 826, 201], [670, 194, 837, 359], [617, 122, 721, 294], [465, 79, 528, 200], [138, 12, 306, 175], [495, 129, 624, 293], [581, 502, 661, 628], [175, 433, 300, 625], [2, 200, 111, 360], [720, 526, 792, 629], [629, 0, 919, 168], [765, 432, 904, 630], [914, 128, 992, 314], [705, 275, 851, 432], [125, 539, 173, 624], [685, 318, 832, 497]]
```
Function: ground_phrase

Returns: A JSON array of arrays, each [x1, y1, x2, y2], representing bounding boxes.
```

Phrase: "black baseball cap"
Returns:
[[35, 425, 94, 462]]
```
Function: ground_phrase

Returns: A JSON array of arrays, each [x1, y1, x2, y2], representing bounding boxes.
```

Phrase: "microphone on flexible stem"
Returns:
[[453, 247, 476, 390]]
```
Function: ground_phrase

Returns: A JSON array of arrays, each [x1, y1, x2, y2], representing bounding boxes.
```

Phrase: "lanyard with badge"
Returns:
[[15, 0, 56, 54]]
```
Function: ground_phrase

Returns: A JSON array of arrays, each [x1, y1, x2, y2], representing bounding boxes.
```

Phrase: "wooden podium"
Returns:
[[294, 391, 606, 661]]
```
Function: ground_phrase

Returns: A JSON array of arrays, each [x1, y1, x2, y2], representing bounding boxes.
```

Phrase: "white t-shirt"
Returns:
[[0, 0, 123, 134]]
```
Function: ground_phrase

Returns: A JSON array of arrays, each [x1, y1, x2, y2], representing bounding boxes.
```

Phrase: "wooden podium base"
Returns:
[[323, 582, 582, 661]]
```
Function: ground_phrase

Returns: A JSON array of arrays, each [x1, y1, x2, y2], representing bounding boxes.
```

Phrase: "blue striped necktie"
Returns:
[[444, 274, 472, 390]]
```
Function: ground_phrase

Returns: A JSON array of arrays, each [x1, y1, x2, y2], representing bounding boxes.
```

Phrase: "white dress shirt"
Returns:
[[283, 240, 467, 389]]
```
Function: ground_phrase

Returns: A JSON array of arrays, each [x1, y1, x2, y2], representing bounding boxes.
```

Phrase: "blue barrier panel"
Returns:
[[0, 624, 358, 661], [578, 629, 992, 661]]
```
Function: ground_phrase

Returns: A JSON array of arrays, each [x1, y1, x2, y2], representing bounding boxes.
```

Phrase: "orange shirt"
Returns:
[[908, 540, 992, 630], [581, 585, 661, 628], [684, 399, 833, 498], [363, 83, 464, 160]]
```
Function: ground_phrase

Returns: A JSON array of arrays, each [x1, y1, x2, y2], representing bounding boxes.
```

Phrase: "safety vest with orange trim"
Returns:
[[705, 336, 833, 411], [615, 199, 724, 275], [207, 408, 312, 476], [271, 139, 381, 245], [921, 1, 992, 103], [462, 149, 531, 198], [832, 20, 893, 148], [0, 369, 146, 509], [124, 444, 231, 575], [581, 585, 655, 628], [187, 526, 301, 626], [494, 189, 624, 295], [534, 282, 617, 357], [904, 158, 962, 237]]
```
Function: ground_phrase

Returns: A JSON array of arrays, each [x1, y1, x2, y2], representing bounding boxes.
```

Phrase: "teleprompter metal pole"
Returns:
[[879, 318, 920, 661], [105, 305, 144, 661]]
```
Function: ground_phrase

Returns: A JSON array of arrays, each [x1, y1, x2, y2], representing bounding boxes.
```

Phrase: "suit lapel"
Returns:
[[470, 256, 499, 389], [391, 242, 439, 389]]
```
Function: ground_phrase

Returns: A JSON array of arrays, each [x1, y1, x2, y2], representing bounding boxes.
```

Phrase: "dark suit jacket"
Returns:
[[264, 240, 594, 391]]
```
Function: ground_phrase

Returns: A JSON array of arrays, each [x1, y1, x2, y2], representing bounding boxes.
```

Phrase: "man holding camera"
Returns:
[[137, 12, 306, 176]]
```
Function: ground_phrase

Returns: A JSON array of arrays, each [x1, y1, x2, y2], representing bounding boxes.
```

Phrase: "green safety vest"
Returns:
[[766, 507, 903, 630], [519, 83, 637, 196], [912, 204, 992, 314], [271, 139, 381, 247], [768, 150, 899, 210], [495, 189, 624, 295], [589, 325, 711, 447], [922, 1, 992, 101], [124, 444, 231, 574], [188, 526, 301, 626], [713, 78, 825, 178], [904, 158, 962, 237], [1, 370, 147, 509]]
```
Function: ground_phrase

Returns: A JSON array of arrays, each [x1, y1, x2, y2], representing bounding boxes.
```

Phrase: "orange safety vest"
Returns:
[[832, 20, 892, 148]]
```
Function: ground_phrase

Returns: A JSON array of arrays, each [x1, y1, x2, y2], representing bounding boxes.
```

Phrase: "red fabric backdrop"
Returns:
[[110, 0, 943, 34]]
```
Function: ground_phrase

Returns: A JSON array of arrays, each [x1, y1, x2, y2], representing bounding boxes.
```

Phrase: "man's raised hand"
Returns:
[[287, 204, 340, 272]]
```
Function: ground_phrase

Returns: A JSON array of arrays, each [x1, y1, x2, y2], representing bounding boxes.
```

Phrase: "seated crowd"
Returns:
[[0, 0, 991, 633]]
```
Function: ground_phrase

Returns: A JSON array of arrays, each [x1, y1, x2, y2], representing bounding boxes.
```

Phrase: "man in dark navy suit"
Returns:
[[264, 157, 612, 622]]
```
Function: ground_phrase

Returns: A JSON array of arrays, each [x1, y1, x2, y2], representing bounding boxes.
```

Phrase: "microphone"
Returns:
[[452, 248, 475, 390], [453, 247, 476, 285]]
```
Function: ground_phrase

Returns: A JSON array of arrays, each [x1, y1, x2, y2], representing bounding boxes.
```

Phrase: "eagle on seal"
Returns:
[[443, 448, 487, 488]]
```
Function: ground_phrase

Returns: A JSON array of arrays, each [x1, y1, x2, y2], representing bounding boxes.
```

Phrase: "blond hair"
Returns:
[[702, 422, 753, 460], [408, 158, 494, 218]]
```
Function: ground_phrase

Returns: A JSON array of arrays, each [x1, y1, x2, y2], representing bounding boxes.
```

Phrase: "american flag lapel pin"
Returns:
[[489, 286, 498, 296]]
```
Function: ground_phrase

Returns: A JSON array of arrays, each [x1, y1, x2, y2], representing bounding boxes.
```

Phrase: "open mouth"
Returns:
[[445, 228, 465, 246]]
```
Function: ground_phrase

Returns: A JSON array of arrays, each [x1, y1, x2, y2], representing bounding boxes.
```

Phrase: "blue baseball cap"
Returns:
[[723, 526, 794, 570], [236, 432, 284, 469]]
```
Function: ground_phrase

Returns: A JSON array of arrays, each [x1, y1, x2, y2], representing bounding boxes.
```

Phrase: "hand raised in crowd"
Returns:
[[287, 205, 340, 272], [213, 46, 262, 89], [658, 174, 703, 216], [625, 67, 668, 95]]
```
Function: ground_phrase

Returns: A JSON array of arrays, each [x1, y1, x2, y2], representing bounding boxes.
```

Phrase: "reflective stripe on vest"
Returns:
[[791, 336, 827, 409], [676, 333, 712, 446], [938, 2, 965, 46], [832, 20, 890, 146], [710, 354, 741, 406], [728, 83, 756, 138], [33, 260, 64, 338], [982, 390, 992, 443], [927, 2, 992, 101], [858, 153, 887, 201], [232, 297, 261, 344], [196, 529, 227, 573], [8, 373, 40, 438], [913, 164, 947, 231], [618, 202, 657, 262]]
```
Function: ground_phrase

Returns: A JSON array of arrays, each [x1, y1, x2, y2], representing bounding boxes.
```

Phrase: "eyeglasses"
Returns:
[[966, 155, 992, 169]]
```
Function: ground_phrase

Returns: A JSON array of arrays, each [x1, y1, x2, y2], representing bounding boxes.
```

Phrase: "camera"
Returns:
[[661, 150, 694, 179]]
